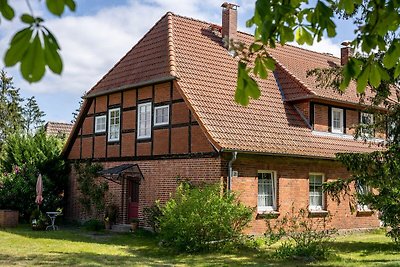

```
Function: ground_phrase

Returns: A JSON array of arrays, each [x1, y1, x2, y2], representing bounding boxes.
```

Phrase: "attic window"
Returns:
[[154, 105, 169, 126], [108, 108, 120, 142], [95, 115, 106, 133], [137, 102, 152, 139]]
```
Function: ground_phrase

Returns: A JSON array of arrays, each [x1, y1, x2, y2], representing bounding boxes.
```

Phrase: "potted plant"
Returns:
[[130, 218, 139, 232], [104, 204, 118, 230], [30, 209, 48, 230]]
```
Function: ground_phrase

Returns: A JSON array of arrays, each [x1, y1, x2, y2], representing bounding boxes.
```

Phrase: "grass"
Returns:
[[0, 226, 399, 266]]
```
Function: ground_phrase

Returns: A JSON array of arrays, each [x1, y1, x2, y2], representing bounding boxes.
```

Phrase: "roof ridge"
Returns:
[[86, 13, 170, 96], [170, 12, 340, 61], [167, 12, 177, 77]]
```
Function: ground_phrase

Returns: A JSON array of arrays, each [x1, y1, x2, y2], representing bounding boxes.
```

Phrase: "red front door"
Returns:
[[127, 180, 140, 220]]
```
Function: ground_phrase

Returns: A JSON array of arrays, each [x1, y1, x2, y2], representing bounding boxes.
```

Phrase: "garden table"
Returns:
[[46, 212, 60, 230]]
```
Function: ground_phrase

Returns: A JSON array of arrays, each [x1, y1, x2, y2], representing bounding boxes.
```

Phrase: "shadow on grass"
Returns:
[[328, 240, 399, 256]]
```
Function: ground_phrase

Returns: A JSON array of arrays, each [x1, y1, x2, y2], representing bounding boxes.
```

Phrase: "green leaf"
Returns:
[[249, 43, 263, 53], [382, 42, 400, 69], [394, 63, 400, 79], [46, 0, 65, 16], [263, 57, 275, 71], [43, 34, 63, 74], [356, 65, 370, 93], [4, 28, 33, 66], [20, 34, 46, 82], [65, 0, 76, 11], [20, 14, 35, 24], [339, 0, 355, 14], [236, 62, 261, 106], [0, 0, 15, 20], [369, 62, 381, 88]]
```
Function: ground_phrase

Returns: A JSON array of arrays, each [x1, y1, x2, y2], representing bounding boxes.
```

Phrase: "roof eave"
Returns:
[[285, 95, 388, 111], [219, 148, 337, 160]]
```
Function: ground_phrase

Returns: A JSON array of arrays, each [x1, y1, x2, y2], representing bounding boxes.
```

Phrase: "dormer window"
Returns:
[[331, 108, 344, 134], [360, 112, 374, 137]]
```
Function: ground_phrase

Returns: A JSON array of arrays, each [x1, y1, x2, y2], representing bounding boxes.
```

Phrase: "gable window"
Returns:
[[258, 171, 277, 213], [154, 105, 169, 126], [95, 115, 106, 133], [331, 108, 344, 133], [108, 108, 120, 142], [309, 173, 325, 211], [360, 112, 374, 137], [356, 181, 370, 211], [137, 102, 152, 139]]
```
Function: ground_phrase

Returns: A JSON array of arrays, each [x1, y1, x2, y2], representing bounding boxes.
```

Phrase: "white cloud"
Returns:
[[291, 38, 341, 58]]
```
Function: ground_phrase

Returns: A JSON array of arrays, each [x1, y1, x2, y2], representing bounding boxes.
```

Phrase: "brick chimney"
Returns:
[[221, 2, 239, 46], [341, 41, 352, 65]]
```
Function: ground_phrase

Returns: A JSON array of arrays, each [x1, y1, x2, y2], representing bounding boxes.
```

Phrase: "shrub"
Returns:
[[143, 201, 162, 233], [265, 207, 336, 261], [0, 132, 67, 220], [74, 162, 108, 217], [104, 204, 119, 224], [83, 219, 104, 231], [158, 182, 253, 252]]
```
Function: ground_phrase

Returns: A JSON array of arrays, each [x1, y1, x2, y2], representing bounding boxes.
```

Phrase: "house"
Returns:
[[44, 121, 73, 138], [63, 3, 386, 233]]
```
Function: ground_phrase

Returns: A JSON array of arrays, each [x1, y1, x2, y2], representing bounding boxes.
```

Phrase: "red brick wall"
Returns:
[[66, 157, 222, 224], [226, 153, 380, 234], [346, 109, 358, 135], [294, 102, 310, 123], [314, 104, 329, 132]]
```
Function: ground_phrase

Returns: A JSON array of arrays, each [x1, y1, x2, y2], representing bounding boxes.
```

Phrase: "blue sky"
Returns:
[[0, 1, 355, 123]]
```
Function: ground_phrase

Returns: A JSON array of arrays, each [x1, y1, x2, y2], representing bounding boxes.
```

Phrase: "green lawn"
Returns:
[[0, 226, 399, 266]]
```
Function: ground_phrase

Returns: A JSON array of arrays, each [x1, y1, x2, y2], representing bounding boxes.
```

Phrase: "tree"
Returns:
[[22, 96, 45, 135], [234, 0, 400, 105], [1, 0, 76, 83], [0, 70, 24, 142], [0, 131, 68, 220]]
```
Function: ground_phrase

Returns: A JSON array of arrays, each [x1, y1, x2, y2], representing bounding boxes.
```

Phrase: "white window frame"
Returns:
[[356, 182, 371, 211], [257, 170, 277, 213], [137, 102, 152, 139], [108, 108, 120, 142], [94, 115, 106, 133], [154, 105, 169, 126], [360, 112, 374, 137], [309, 173, 325, 211], [331, 108, 344, 134]]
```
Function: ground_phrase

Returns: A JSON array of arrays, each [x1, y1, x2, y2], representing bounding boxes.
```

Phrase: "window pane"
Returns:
[[138, 103, 152, 138], [258, 172, 275, 210], [309, 174, 323, 209]]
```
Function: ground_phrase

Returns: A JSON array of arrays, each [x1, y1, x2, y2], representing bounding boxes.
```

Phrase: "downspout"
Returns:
[[227, 151, 237, 192]]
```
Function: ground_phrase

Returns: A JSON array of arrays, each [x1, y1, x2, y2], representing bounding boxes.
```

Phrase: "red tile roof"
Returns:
[[68, 12, 384, 159], [45, 121, 73, 136]]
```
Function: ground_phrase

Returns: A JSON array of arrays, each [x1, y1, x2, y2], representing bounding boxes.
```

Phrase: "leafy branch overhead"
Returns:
[[236, 0, 400, 106], [0, 0, 76, 82]]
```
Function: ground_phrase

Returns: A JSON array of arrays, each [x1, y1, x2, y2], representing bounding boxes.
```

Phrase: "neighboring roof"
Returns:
[[67, 12, 384, 159], [44, 122, 73, 136]]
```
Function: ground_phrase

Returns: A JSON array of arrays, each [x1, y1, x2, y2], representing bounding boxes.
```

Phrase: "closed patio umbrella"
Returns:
[[35, 174, 43, 205]]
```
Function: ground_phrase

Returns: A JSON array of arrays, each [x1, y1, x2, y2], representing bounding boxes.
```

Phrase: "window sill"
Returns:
[[356, 209, 374, 216], [256, 211, 280, 219], [308, 210, 329, 217]]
